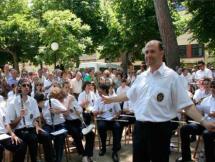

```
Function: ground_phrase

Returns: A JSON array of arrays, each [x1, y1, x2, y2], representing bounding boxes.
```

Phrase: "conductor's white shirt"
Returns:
[[126, 63, 193, 122]]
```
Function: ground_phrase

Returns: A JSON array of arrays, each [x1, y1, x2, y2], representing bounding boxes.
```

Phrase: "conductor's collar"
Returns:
[[147, 62, 166, 76]]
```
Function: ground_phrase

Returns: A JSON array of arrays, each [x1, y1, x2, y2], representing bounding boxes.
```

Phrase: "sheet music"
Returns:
[[50, 129, 67, 136], [0, 134, 11, 141]]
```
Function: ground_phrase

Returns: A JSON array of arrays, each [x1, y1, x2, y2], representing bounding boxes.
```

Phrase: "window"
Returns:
[[179, 45, 187, 58], [192, 44, 204, 58]]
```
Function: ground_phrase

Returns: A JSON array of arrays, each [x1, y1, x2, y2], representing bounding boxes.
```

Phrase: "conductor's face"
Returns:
[[144, 42, 163, 68]]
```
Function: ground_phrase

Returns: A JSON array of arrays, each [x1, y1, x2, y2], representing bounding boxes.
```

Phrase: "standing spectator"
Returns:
[[38, 69, 46, 83], [180, 68, 192, 90], [136, 62, 147, 75], [7, 69, 18, 88], [70, 71, 83, 100], [116, 79, 130, 110], [3, 64, 11, 80], [127, 69, 136, 86], [44, 73, 54, 97], [195, 61, 213, 81]]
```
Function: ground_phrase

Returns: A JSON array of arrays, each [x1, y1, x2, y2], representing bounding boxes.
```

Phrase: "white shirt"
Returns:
[[8, 91, 16, 100], [180, 73, 192, 90], [193, 89, 211, 103], [116, 86, 130, 96], [44, 79, 52, 95], [94, 97, 121, 119], [64, 95, 83, 120], [196, 95, 215, 121], [126, 63, 193, 122], [43, 98, 66, 126], [123, 101, 133, 112], [195, 68, 213, 80], [6, 95, 40, 129], [70, 78, 82, 94], [0, 103, 10, 134], [78, 91, 97, 111]]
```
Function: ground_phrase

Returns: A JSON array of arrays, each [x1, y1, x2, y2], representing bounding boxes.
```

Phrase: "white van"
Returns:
[[79, 62, 121, 72]]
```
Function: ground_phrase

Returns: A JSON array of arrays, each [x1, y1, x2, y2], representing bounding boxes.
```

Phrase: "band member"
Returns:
[[177, 80, 215, 162], [193, 78, 211, 104], [42, 87, 67, 162], [0, 101, 26, 162], [93, 84, 121, 162], [34, 92, 55, 162], [6, 78, 45, 162], [63, 81, 95, 162]]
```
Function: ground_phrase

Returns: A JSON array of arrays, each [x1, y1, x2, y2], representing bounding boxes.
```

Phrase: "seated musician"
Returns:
[[42, 87, 67, 162], [93, 84, 121, 162], [176, 80, 215, 162], [63, 81, 95, 162], [0, 100, 26, 162], [193, 78, 211, 104], [6, 78, 51, 162]]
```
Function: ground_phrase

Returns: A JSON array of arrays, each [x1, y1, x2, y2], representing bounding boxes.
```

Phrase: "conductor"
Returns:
[[102, 40, 215, 162]]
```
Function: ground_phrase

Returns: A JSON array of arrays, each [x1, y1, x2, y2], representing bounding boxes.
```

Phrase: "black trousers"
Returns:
[[203, 130, 215, 162], [133, 121, 172, 162], [15, 128, 38, 162], [37, 130, 55, 162], [43, 124, 67, 162], [65, 119, 95, 157], [0, 137, 27, 162], [180, 123, 204, 161], [97, 120, 121, 153]]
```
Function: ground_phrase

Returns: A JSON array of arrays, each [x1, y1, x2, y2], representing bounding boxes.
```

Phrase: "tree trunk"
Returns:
[[11, 52, 19, 72], [153, 0, 180, 70], [120, 51, 128, 75], [0, 48, 19, 72]]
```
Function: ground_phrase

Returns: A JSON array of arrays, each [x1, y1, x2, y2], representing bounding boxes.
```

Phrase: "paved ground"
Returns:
[[62, 144, 181, 162], [36, 134, 202, 162]]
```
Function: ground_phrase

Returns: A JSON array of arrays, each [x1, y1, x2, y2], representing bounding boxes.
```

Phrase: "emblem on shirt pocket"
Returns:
[[30, 114, 34, 119], [157, 93, 164, 102]]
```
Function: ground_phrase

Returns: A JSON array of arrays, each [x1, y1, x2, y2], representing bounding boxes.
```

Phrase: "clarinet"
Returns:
[[49, 98, 55, 131], [20, 94, 26, 127]]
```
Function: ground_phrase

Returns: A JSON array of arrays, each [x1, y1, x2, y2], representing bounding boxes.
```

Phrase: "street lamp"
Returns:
[[51, 42, 59, 68]]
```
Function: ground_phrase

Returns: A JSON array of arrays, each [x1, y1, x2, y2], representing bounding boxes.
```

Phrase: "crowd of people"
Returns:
[[0, 40, 215, 162]]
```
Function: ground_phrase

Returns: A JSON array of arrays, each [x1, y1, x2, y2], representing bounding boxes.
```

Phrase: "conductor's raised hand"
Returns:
[[101, 95, 112, 104]]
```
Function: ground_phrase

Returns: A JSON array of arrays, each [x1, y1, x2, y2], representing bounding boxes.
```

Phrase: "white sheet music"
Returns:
[[0, 134, 11, 141], [50, 129, 67, 136]]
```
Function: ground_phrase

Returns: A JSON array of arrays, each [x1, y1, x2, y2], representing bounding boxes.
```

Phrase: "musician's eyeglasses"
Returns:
[[22, 84, 30, 88]]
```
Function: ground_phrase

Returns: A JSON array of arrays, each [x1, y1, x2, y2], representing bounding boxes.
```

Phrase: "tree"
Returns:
[[99, 0, 160, 72], [185, 0, 215, 54], [31, 0, 107, 52], [0, 0, 40, 71], [39, 10, 92, 68], [153, 0, 180, 69]]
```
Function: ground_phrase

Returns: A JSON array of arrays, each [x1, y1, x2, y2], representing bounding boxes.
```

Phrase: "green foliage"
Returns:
[[185, 0, 215, 53], [0, 0, 191, 68], [99, 0, 160, 61], [39, 10, 92, 67], [0, 0, 40, 68]]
